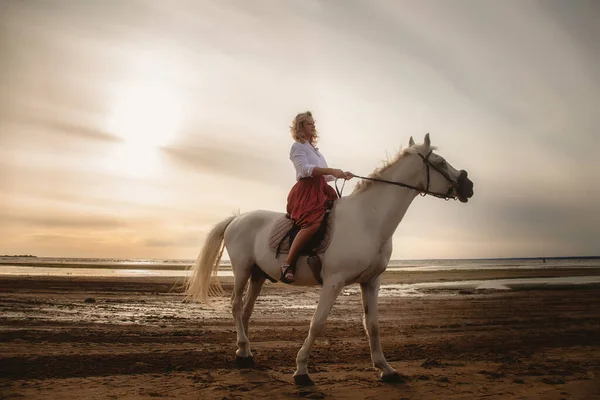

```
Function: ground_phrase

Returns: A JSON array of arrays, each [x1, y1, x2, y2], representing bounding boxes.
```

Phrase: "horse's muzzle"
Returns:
[[456, 170, 474, 203]]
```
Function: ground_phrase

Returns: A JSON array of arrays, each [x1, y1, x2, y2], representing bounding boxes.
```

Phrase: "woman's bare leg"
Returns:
[[284, 223, 320, 266]]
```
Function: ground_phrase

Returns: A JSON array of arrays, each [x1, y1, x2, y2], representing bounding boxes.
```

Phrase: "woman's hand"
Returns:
[[332, 169, 354, 180]]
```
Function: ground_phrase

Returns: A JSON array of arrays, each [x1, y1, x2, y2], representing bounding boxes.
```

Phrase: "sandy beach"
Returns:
[[1, 267, 599, 399]]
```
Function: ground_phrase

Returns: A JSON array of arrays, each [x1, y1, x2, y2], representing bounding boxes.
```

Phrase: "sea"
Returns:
[[1, 256, 599, 294]]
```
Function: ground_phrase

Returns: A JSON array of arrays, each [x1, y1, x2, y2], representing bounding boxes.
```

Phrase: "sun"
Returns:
[[104, 81, 182, 179], [107, 81, 182, 148]]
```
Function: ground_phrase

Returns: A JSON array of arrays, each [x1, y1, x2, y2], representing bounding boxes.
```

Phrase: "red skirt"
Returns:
[[287, 176, 338, 228]]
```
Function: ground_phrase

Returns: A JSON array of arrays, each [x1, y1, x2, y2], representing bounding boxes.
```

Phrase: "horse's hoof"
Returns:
[[381, 372, 407, 383], [294, 374, 315, 386], [235, 356, 255, 369]]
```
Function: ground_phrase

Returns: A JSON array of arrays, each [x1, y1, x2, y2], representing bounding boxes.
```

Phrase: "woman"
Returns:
[[281, 111, 353, 284]]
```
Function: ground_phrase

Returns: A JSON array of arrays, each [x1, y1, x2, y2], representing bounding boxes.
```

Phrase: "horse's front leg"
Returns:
[[360, 277, 404, 382], [294, 277, 345, 386]]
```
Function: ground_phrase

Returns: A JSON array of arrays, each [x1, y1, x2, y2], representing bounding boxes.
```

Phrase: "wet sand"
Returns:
[[1, 268, 600, 399]]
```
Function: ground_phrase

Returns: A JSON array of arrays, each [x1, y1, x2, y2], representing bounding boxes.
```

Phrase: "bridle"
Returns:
[[335, 150, 462, 200], [336, 151, 459, 199]]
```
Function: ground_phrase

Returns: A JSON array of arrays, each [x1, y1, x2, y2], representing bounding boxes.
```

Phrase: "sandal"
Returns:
[[280, 263, 296, 284]]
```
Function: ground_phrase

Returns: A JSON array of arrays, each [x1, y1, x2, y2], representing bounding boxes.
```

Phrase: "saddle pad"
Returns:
[[268, 208, 335, 255]]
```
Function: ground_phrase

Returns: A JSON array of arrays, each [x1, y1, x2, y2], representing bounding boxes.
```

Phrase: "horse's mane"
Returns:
[[351, 144, 437, 195]]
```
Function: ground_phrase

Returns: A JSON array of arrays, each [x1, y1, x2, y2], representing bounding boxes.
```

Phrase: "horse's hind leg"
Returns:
[[231, 260, 253, 363], [242, 265, 266, 337]]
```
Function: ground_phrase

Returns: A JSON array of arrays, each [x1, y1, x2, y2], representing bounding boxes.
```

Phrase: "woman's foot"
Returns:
[[280, 263, 295, 284]]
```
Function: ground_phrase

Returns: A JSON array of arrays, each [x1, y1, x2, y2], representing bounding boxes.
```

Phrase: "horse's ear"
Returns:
[[423, 133, 431, 150], [409, 136, 415, 147]]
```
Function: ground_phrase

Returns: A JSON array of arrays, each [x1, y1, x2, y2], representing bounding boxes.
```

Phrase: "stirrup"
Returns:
[[280, 264, 295, 284]]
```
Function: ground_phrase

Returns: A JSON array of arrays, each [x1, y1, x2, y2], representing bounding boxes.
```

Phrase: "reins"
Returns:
[[335, 151, 458, 201]]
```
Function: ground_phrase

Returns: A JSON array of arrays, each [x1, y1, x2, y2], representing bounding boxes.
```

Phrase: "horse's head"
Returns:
[[408, 133, 474, 203]]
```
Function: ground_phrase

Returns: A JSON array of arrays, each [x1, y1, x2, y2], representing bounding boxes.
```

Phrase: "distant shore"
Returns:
[[0, 261, 196, 270]]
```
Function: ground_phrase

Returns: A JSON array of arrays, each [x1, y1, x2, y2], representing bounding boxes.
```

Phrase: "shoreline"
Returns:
[[1, 255, 599, 270], [1, 266, 599, 285], [1, 269, 600, 303]]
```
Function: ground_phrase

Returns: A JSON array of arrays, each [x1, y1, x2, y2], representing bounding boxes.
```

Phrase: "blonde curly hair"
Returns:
[[290, 111, 318, 145]]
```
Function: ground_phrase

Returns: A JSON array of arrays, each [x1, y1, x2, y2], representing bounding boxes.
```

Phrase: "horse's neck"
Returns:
[[351, 155, 420, 241]]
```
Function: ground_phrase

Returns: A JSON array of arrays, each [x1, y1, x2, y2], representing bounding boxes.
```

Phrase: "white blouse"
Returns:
[[289, 141, 334, 182]]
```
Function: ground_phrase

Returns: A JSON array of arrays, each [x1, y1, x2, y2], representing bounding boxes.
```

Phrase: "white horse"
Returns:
[[186, 133, 474, 385]]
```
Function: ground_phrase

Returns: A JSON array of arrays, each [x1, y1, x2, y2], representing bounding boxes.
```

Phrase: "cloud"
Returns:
[[162, 140, 289, 186], [36, 118, 120, 143], [142, 233, 202, 248], [484, 198, 600, 245], [1, 112, 121, 143], [1, 212, 126, 229], [392, 181, 600, 258]]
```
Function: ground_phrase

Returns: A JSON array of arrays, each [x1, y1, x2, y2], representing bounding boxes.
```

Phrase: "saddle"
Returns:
[[266, 200, 336, 284]]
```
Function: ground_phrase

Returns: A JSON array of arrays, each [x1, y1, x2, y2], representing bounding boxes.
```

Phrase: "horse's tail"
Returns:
[[185, 215, 237, 303]]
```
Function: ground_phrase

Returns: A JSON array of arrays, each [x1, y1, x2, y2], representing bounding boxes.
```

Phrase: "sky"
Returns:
[[0, 0, 598, 260]]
